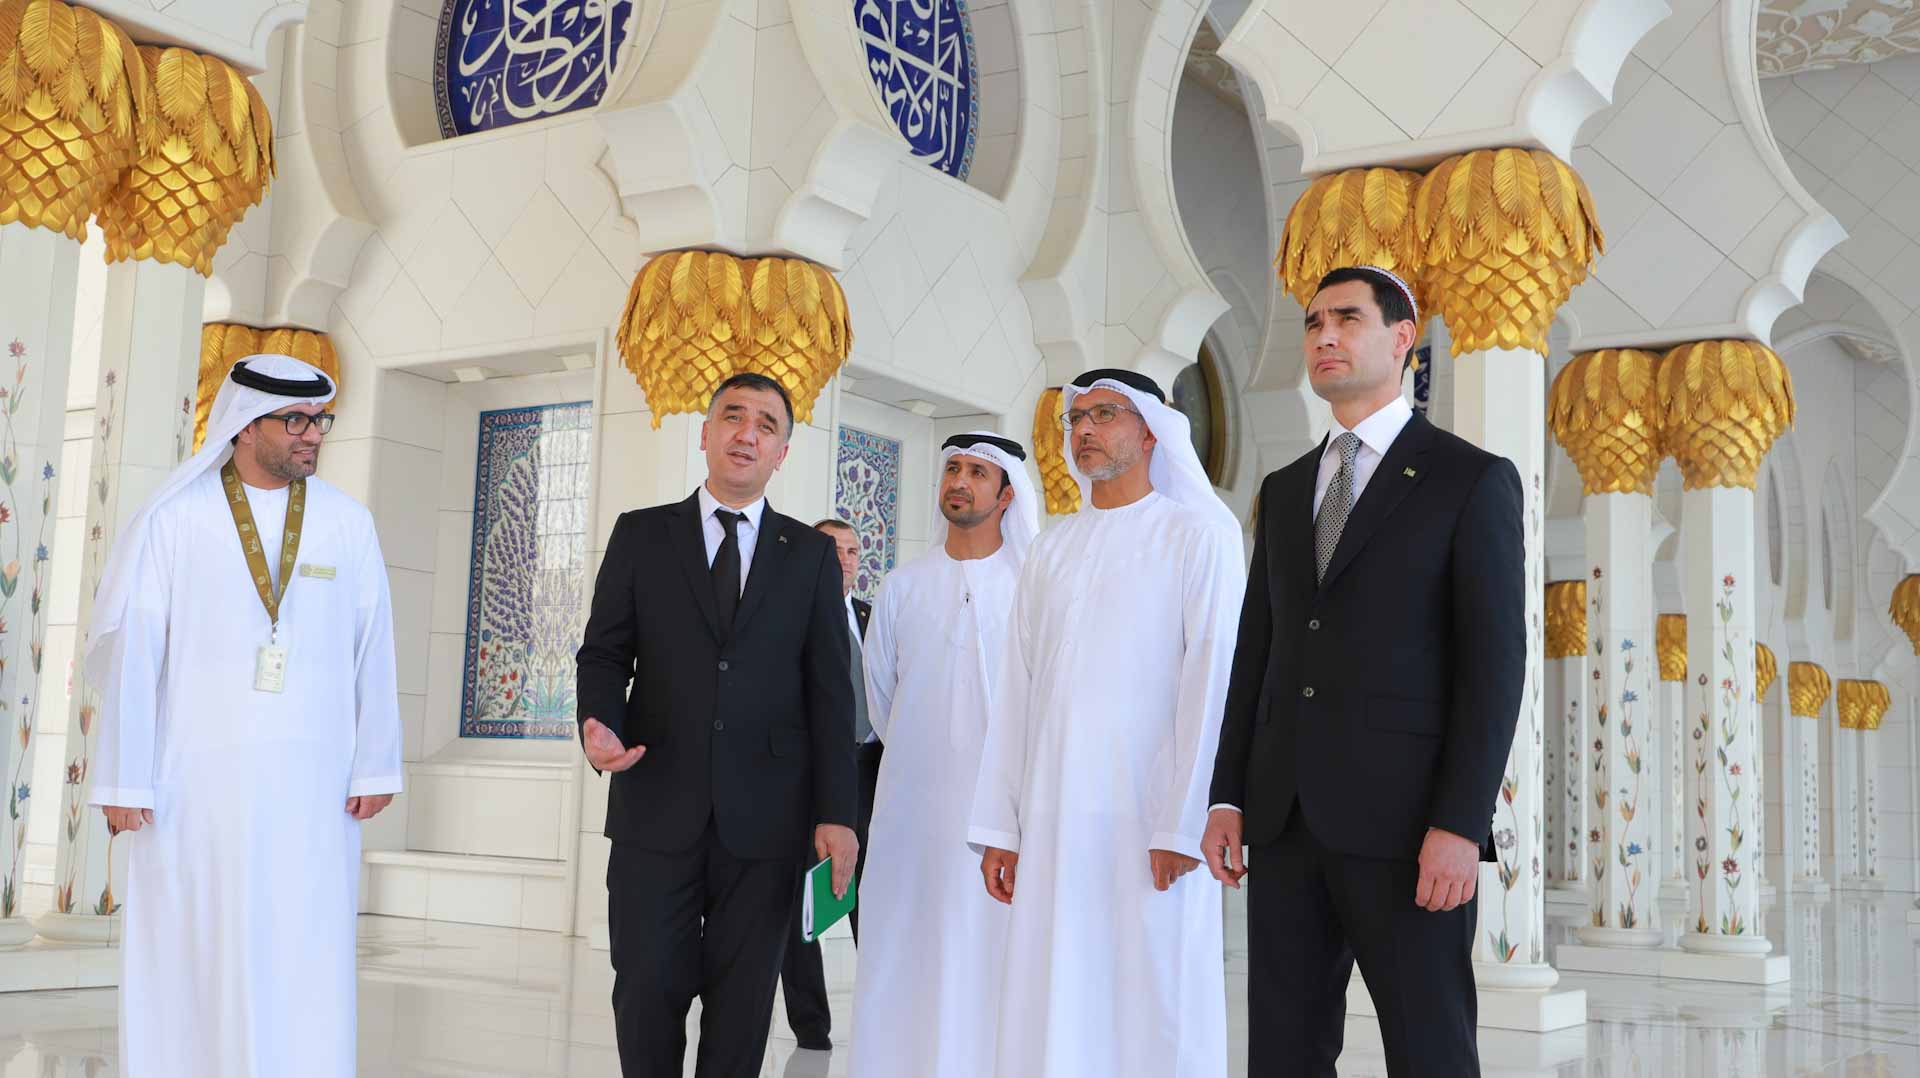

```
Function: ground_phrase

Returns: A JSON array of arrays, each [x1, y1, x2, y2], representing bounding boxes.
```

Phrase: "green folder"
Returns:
[[800, 856, 856, 943]]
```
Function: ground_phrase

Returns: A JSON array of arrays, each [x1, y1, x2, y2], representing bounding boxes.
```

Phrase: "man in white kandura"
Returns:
[[851, 431, 1037, 1076], [86, 354, 402, 1078], [968, 369, 1245, 1078]]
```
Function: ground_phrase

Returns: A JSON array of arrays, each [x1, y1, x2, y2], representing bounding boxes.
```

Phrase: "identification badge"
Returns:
[[254, 644, 288, 693], [298, 564, 336, 580]]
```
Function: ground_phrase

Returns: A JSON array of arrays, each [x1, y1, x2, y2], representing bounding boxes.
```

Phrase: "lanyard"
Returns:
[[220, 461, 306, 637]]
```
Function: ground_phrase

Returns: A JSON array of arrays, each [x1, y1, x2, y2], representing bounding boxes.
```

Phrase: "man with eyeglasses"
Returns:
[[968, 369, 1244, 1077], [84, 354, 401, 1077]]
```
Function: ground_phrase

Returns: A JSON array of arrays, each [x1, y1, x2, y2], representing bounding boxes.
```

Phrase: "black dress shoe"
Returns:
[[795, 1032, 832, 1051]]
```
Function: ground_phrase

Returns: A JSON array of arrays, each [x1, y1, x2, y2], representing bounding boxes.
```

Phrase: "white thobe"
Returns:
[[88, 471, 402, 1078], [968, 491, 1243, 1078], [851, 546, 1018, 1076]]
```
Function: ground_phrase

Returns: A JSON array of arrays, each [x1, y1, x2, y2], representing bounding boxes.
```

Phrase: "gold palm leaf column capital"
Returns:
[[738, 255, 851, 427], [0, 0, 148, 239], [1656, 612, 1686, 682], [1836, 678, 1877, 730], [1890, 574, 1920, 655], [1655, 339, 1794, 490], [196, 322, 338, 451], [1275, 166, 1429, 317], [1788, 660, 1831, 719], [1544, 579, 1587, 659], [97, 45, 274, 276], [1032, 387, 1079, 516], [1548, 347, 1663, 496], [1755, 642, 1778, 703], [1862, 681, 1892, 731], [1411, 147, 1604, 357], [616, 250, 749, 430]]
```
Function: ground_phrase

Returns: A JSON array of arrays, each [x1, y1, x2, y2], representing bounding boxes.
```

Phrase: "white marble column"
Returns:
[[1571, 497, 1660, 948], [0, 223, 82, 948], [1834, 715, 1862, 883], [35, 260, 202, 944], [1842, 680, 1891, 890], [1753, 646, 1774, 892], [1543, 580, 1588, 893], [1454, 348, 1576, 1026], [1789, 662, 1831, 897], [1673, 485, 1779, 977], [1657, 615, 1688, 904]]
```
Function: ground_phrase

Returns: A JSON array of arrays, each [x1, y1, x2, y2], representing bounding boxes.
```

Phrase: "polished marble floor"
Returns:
[[4, 890, 1919, 1075]]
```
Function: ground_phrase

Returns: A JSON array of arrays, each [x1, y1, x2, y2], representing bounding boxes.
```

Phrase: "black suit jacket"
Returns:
[[852, 597, 871, 640], [577, 492, 857, 860], [1210, 412, 1525, 862]]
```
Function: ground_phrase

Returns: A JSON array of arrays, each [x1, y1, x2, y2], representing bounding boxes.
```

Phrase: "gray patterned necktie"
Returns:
[[1316, 432, 1362, 583], [849, 620, 871, 743]]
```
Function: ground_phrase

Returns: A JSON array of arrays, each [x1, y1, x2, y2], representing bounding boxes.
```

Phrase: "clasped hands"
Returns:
[[979, 846, 1201, 904], [101, 792, 392, 834], [582, 717, 858, 899], [1200, 807, 1480, 912]]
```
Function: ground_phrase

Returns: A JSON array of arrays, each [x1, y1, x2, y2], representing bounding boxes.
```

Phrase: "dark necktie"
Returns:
[[713, 510, 743, 636]]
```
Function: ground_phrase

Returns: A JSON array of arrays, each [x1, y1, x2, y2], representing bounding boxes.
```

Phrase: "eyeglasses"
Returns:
[[258, 412, 335, 436], [1059, 403, 1142, 431]]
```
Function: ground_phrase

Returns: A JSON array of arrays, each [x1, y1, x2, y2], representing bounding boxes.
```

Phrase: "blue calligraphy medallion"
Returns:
[[856, 0, 978, 180], [435, 0, 633, 138]]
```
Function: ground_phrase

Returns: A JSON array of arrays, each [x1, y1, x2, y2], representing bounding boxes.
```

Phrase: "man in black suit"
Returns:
[[778, 517, 874, 1050], [577, 372, 859, 1078], [1202, 266, 1524, 1077]]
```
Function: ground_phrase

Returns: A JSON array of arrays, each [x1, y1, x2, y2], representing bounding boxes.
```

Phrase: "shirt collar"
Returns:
[[1324, 395, 1414, 463], [698, 484, 766, 531]]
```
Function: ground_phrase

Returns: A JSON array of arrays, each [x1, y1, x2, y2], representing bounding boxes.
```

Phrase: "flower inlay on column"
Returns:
[[616, 249, 851, 428], [0, 0, 148, 240], [1544, 579, 1587, 886], [1031, 387, 1079, 516], [96, 46, 273, 276]]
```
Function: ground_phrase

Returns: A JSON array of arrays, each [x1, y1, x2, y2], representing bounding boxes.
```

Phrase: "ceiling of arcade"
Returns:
[[1759, 2, 1920, 77]]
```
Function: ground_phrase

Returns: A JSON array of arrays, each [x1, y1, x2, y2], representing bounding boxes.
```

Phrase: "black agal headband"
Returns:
[[230, 359, 333, 398], [942, 432, 1028, 461]]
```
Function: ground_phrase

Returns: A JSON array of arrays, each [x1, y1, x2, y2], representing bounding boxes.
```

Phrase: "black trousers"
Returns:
[[608, 820, 801, 1078], [1247, 806, 1480, 1077], [778, 740, 884, 1041]]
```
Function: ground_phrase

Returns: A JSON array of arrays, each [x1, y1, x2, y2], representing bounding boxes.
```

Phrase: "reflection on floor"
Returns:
[[3, 891, 1917, 1075]]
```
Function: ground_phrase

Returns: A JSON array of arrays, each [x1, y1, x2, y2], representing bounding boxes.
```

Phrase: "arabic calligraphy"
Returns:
[[856, 0, 978, 179], [435, 0, 634, 138]]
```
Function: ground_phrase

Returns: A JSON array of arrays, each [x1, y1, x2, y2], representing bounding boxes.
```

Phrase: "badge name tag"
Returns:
[[255, 644, 288, 693], [299, 564, 336, 580]]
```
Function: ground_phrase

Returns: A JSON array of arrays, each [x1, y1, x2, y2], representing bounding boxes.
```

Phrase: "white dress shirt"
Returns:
[[1312, 394, 1414, 520], [697, 484, 766, 595], [1211, 395, 1415, 818]]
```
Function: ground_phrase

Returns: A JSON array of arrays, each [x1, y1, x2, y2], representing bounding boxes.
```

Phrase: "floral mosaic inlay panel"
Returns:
[[834, 426, 900, 603]]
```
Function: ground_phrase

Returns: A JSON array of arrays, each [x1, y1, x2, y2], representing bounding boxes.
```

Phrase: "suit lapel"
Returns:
[[734, 502, 791, 634], [668, 492, 723, 641], [1281, 443, 1323, 601], [1318, 414, 1434, 592]]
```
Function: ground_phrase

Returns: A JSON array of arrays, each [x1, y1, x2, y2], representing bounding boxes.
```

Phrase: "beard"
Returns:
[[1080, 442, 1141, 482], [941, 492, 995, 530], [258, 440, 318, 481]]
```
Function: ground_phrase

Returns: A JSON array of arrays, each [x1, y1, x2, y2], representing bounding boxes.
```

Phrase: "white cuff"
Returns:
[[966, 826, 1021, 856], [88, 786, 155, 810], [347, 776, 404, 797], [1149, 831, 1204, 861], [1207, 803, 1242, 815]]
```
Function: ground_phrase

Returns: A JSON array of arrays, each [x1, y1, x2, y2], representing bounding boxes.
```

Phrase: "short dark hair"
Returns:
[[708, 372, 795, 434], [1313, 267, 1418, 369]]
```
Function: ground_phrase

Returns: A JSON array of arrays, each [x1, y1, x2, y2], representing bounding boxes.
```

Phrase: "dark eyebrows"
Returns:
[[1305, 305, 1366, 327]]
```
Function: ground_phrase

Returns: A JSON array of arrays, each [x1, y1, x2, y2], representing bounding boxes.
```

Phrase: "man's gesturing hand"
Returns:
[[582, 717, 645, 772], [1201, 807, 1247, 888], [981, 847, 1018, 904], [102, 806, 152, 833], [1415, 827, 1479, 912], [814, 824, 858, 899], [1150, 850, 1201, 892]]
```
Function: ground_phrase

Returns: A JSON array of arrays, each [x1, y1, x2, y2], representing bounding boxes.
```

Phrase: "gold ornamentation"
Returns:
[[1412, 148, 1603, 356], [1837, 679, 1877, 730], [197, 323, 338, 451], [0, 0, 147, 240], [1544, 580, 1586, 659], [97, 46, 273, 276], [1890, 575, 1920, 656], [1861, 680, 1892, 732], [1788, 661, 1831, 719], [1032, 387, 1079, 516], [1275, 167, 1427, 315], [1655, 340, 1794, 491], [1548, 348, 1663, 496], [1755, 642, 1777, 704], [1656, 613, 1686, 682], [616, 250, 851, 429]]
